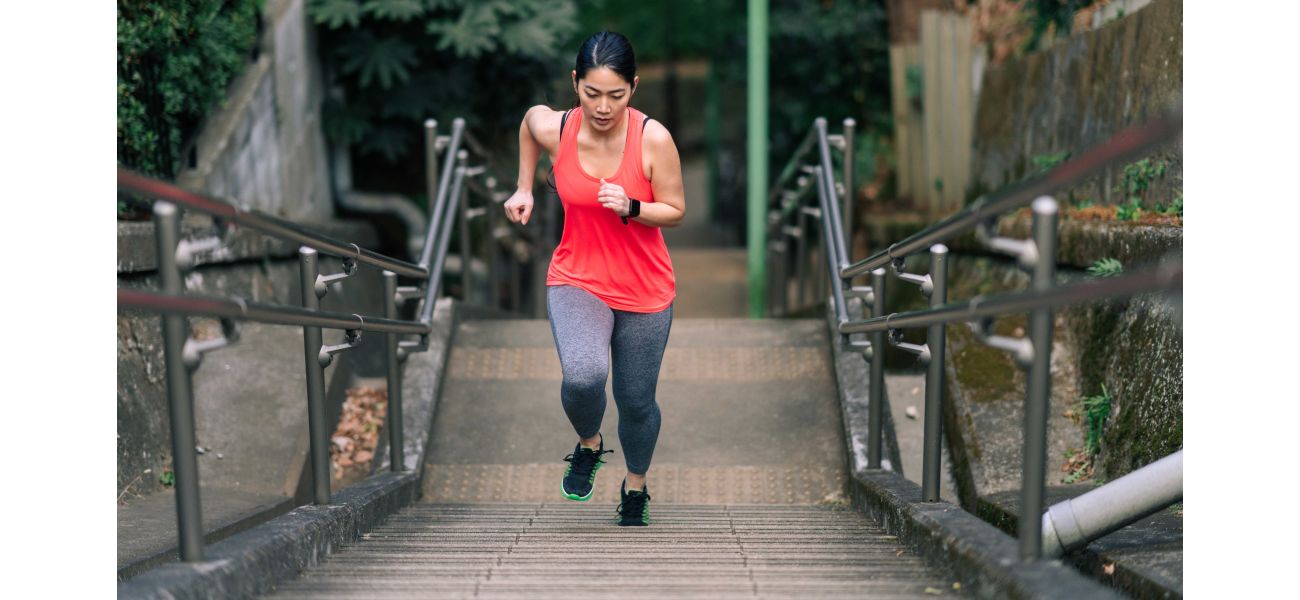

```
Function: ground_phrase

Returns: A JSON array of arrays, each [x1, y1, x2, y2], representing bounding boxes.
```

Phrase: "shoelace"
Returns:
[[563, 447, 613, 481], [617, 489, 651, 519]]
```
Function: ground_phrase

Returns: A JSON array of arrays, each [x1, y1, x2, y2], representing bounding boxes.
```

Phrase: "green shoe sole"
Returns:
[[561, 482, 594, 501]]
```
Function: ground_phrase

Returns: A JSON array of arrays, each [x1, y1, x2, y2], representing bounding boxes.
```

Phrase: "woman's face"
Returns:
[[572, 67, 638, 133]]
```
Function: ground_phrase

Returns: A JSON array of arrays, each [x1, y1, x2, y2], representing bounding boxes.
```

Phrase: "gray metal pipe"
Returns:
[[842, 117, 855, 248], [840, 116, 1181, 279], [383, 271, 405, 472], [154, 202, 205, 562], [337, 191, 427, 259], [118, 169, 428, 279], [868, 267, 886, 469], [921, 244, 948, 502], [838, 258, 1182, 335], [116, 289, 431, 335], [1042, 450, 1183, 558], [299, 248, 332, 505], [815, 167, 849, 332], [1020, 197, 1059, 560], [418, 165, 468, 324], [419, 118, 465, 270]]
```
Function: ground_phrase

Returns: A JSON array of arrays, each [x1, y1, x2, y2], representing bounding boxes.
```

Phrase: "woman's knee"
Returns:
[[562, 364, 607, 395]]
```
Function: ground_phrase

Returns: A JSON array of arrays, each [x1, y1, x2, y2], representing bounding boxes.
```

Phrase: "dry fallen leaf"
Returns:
[[1103, 563, 1116, 576], [924, 587, 943, 595]]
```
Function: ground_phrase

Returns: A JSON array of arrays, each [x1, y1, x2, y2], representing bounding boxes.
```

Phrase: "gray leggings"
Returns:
[[546, 285, 673, 475]]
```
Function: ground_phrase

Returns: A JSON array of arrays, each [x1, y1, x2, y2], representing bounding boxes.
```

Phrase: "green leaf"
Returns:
[[309, 0, 363, 29], [362, 0, 425, 21], [340, 32, 419, 89], [426, 3, 501, 57], [1087, 258, 1123, 278]]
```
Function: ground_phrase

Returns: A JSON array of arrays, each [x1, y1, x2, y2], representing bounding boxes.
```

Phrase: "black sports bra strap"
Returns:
[[560, 109, 571, 138], [643, 115, 651, 129]]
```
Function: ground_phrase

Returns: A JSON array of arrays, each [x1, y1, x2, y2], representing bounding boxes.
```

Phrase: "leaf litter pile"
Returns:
[[330, 387, 387, 484]]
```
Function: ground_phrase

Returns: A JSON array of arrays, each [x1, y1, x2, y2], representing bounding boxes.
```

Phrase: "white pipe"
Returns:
[[1042, 449, 1182, 558]]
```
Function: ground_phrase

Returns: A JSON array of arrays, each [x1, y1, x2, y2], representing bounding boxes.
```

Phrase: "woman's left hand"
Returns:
[[597, 179, 631, 216]]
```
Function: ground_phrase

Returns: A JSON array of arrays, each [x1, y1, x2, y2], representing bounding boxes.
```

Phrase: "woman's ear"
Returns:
[[631, 75, 639, 94], [571, 70, 578, 94]]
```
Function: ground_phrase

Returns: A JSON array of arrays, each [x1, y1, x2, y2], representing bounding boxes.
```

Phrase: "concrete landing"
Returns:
[[117, 485, 293, 580], [260, 503, 968, 599], [979, 484, 1183, 599], [422, 318, 848, 504]]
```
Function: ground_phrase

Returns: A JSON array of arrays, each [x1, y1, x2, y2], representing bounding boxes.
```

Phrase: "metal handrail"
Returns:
[[840, 116, 1182, 279], [117, 169, 428, 280], [838, 258, 1182, 335], [116, 110, 541, 566], [767, 112, 1183, 564], [118, 288, 432, 335]]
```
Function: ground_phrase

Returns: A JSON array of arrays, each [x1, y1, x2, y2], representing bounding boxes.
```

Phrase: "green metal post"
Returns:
[[747, 0, 769, 318]]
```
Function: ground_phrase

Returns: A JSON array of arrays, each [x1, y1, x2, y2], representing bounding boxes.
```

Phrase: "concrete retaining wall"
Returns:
[[970, 0, 1182, 210], [175, 0, 331, 221]]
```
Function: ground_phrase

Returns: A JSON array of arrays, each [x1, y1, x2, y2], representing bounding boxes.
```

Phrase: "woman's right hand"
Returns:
[[504, 189, 534, 225]]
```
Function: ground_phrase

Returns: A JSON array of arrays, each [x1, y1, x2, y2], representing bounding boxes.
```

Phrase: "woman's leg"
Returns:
[[546, 285, 615, 440], [610, 302, 673, 487]]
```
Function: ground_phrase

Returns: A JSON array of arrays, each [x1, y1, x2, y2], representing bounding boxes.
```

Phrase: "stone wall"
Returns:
[[970, 0, 1182, 210], [175, 0, 331, 220]]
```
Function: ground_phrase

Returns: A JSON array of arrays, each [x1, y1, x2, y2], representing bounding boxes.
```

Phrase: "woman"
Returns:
[[504, 31, 684, 526]]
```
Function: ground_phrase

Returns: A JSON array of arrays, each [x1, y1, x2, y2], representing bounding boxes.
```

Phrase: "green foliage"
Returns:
[[904, 65, 923, 105], [1116, 197, 1143, 222], [1082, 384, 1112, 455], [765, 0, 892, 175], [312, 0, 577, 171], [159, 469, 176, 487], [117, 0, 264, 178], [1087, 258, 1123, 278], [1072, 196, 1094, 210], [1122, 158, 1168, 196], [1062, 462, 1089, 485], [1032, 151, 1070, 172], [1156, 193, 1183, 217]]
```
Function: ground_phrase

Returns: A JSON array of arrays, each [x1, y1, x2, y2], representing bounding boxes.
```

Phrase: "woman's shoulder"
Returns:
[[525, 105, 573, 151]]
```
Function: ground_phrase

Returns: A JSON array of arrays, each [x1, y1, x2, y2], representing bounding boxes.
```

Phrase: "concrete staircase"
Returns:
[[260, 503, 965, 599]]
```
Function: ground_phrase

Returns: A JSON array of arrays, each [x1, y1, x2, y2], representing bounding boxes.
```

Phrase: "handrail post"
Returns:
[[814, 167, 849, 339], [425, 119, 439, 221], [842, 117, 856, 248], [1020, 197, 1059, 560], [869, 267, 887, 469], [921, 244, 948, 501], [456, 150, 473, 303], [154, 201, 205, 561], [383, 271, 405, 472], [299, 247, 332, 504]]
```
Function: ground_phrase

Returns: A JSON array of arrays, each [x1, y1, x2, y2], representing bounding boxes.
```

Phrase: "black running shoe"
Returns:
[[561, 434, 613, 501], [616, 479, 651, 526]]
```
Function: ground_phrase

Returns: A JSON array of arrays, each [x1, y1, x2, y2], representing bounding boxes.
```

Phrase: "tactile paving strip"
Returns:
[[422, 463, 847, 505], [447, 347, 829, 381]]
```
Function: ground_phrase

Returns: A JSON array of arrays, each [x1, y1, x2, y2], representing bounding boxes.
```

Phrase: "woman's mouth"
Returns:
[[594, 116, 611, 126]]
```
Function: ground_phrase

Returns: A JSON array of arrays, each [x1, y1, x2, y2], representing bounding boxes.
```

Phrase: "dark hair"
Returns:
[[574, 31, 636, 86]]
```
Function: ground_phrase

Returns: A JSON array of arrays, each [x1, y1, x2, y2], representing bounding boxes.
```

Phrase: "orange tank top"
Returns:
[[546, 106, 676, 312]]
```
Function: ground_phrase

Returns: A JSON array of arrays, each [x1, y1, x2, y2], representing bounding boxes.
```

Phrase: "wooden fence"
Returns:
[[889, 10, 979, 218]]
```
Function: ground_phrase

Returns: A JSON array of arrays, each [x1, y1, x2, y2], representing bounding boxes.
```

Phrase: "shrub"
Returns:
[[117, 1, 264, 178]]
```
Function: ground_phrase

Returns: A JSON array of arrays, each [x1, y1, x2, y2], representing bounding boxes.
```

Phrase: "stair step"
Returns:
[[261, 503, 966, 599]]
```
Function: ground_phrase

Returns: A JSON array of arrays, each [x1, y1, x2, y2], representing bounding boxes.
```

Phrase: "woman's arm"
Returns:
[[597, 120, 685, 228], [505, 106, 563, 225]]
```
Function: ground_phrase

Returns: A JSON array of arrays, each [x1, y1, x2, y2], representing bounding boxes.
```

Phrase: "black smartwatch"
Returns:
[[621, 198, 641, 225]]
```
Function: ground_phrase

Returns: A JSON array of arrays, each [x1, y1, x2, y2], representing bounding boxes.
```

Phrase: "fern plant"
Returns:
[[1087, 258, 1123, 278], [310, 0, 577, 169]]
